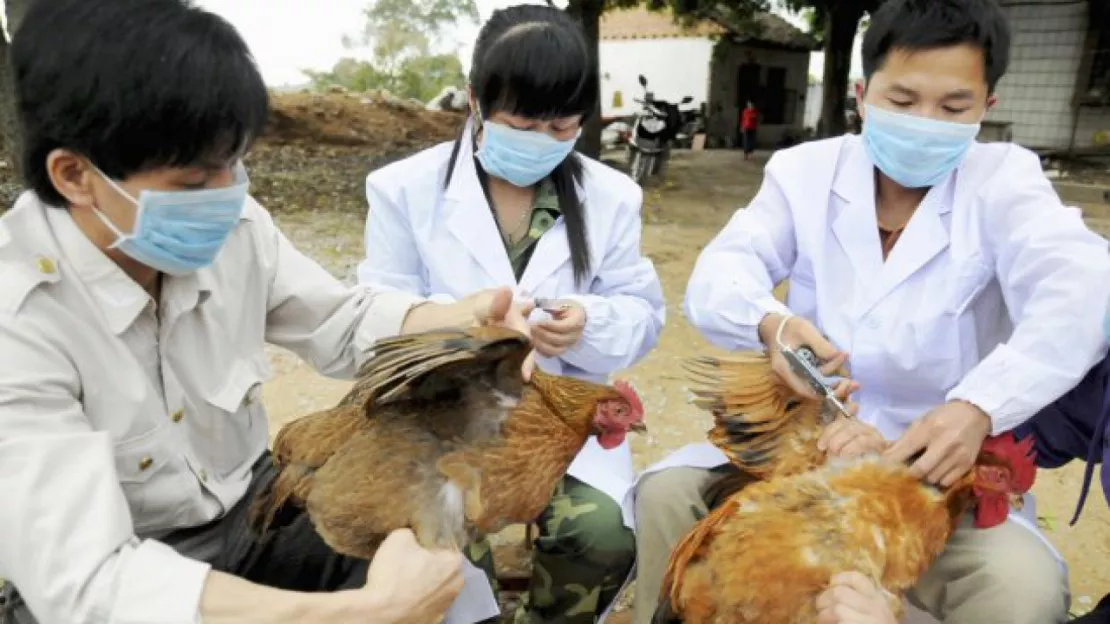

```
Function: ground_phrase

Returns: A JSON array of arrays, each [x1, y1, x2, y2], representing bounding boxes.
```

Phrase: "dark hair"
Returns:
[[862, 0, 1011, 92], [445, 4, 598, 286], [12, 0, 269, 206]]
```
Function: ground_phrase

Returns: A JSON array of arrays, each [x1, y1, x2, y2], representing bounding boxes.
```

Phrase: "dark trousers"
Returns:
[[1, 452, 366, 623], [741, 128, 757, 154], [1072, 594, 1110, 623]]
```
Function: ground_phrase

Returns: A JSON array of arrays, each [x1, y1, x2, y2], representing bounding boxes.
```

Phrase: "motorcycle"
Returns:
[[674, 101, 705, 149], [626, 74, 692, 185]]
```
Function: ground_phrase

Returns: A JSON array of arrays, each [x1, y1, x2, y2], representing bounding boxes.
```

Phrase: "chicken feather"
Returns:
[[248, 326, 646, 560], [657, 352, 1034, 624]]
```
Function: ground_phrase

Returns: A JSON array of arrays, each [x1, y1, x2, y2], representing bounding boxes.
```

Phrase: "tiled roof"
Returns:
[[600, 7, 725, 40], [600, 6, 819, 51]]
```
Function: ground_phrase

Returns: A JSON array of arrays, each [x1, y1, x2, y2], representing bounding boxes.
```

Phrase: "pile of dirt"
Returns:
[[262, 89, 464, 150], [240, 90, 468, 215]]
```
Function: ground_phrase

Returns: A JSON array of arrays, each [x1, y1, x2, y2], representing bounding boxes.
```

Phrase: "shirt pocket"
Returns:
[[203, 352, 273, 477], [114, 426, 189, 534], [901, 259, 993, 390], [945, 257, 994, 316]]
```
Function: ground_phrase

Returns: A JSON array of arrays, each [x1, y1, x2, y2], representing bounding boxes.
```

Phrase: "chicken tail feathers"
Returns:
[[650, 596, 683, 624], [342, 327, 532, 411], [686, 353, 823, 479], [701, 465, 759, 511], [660, 495, 737, 620], [247, 463, 315, 537]]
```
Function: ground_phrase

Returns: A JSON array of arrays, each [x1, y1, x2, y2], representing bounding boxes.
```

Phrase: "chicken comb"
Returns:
[[981, 432, 1037, 493], [614, 379, 645, 416]]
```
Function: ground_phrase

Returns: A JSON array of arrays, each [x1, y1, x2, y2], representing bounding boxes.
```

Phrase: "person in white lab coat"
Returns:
[[357, 5, 665, 622], [632, 1, 1110, 623], [0, 2, 537, 623]]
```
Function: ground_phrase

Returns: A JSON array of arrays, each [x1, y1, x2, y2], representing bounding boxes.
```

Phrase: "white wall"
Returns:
[[990, 0, 1110, 150], [599, 38, 715, 118], [707, 45, 811, 147], [804, 82, 823, 130]]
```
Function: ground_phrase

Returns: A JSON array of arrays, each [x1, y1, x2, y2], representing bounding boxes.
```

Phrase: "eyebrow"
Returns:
[[889, 83, 976, 101]]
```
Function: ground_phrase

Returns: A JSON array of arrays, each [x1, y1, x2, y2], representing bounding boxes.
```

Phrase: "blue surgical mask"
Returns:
[[474, 117, 580, 188], [862, 104, 981, 189], [92, 163, 249, 276]]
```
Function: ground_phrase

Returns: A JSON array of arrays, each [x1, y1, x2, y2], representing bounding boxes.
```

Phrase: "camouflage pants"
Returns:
[[467, 475, 635, 624]]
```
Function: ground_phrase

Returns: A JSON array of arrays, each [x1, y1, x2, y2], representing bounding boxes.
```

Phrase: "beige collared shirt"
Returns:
[[0, 192, 424, 623]]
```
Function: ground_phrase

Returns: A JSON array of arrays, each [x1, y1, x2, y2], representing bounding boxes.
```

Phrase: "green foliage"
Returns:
[[304, 0, 476, 101]]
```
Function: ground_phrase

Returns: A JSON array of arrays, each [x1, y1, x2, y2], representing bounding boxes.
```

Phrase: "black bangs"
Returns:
[[862, 0, 1011, 91], [13, 0, 269, 205], [470, 7, 599, 121]]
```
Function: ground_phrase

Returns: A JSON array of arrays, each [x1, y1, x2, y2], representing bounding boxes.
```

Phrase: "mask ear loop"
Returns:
[[87, 162, 142, 247]]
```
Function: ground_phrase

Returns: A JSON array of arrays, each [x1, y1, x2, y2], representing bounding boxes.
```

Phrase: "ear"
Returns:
[[46, 149, 97, 208], [986, 94, 998, 111], [854, 80, 865, 103]]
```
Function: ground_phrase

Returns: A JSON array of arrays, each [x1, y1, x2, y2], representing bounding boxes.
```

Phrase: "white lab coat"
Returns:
[[629, 135, 1110, 571], [358, 128, 665, 622]]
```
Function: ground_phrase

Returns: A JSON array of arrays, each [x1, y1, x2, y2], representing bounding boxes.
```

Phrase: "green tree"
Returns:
[[306, 0, 476, 101]]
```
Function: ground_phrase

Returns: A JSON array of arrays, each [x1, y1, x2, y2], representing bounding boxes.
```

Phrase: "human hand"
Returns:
[[469, 287, 535, 334], [815, 572, 899, 624], [884, 400, 992, 487], [758, 313, 852, 400], [531, 299, 586, 358], [817, 395, 889, 459], [470, 288, 537, 381], [361, 528, 465, 624]]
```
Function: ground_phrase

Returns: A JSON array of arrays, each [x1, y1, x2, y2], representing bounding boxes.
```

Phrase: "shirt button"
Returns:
[[171, 409, 184, 423], [36, 257, 56, 275], [138, 456, 154, 471]]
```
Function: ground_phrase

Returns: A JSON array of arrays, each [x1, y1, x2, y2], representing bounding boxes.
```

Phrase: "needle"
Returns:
[[533, 298, 570, 314]]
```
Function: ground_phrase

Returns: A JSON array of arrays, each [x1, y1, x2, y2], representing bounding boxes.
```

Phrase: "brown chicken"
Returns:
[[654, 353, 1036, 624], [248, 326, 646, 559]]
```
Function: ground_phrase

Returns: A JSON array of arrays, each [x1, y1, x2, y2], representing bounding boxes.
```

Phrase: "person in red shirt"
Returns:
[[740, 100, 759, 159]]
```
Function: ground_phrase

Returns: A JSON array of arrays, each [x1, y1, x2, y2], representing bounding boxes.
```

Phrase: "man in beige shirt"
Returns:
[[0, 2, 533, 623]]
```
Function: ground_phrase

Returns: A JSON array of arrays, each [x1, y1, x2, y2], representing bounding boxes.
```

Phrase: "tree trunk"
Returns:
[[566, 0, 604, 159], [818, 2, 864, 138], [1, 0, 32, 170], [7, 0, 30, 34]]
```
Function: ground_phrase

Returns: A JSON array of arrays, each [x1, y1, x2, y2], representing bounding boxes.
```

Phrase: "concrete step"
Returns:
[[1055, 181, 1110, 216], [1085, 216, 1110, 238]]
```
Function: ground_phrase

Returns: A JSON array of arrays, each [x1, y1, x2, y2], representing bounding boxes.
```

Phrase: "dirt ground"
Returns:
[[258, 147, 1110, 620]]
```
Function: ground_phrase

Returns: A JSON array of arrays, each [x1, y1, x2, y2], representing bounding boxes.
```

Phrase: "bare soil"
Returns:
[[261, 148, 1110, 620]]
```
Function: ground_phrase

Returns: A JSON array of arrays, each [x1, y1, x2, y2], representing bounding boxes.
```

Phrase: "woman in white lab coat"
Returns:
[[631, 1, 1110, 623], [357, 5, 665, 622]]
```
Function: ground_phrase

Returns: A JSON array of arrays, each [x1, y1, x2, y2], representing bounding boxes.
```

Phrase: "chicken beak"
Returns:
[[629, 421, 648, 434]]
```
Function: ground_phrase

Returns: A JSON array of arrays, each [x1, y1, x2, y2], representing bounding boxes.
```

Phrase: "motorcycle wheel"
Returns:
[[653, 149, 668, 176], [631, 152, 653, 185]]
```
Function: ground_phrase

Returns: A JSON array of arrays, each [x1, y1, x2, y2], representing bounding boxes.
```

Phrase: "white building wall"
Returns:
[[990, 0, 1110, 150], [707, 45, 810, 147], [599, 38, 715, 119], [804, 82, 823, 131]]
